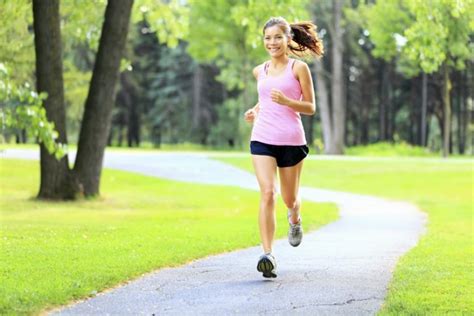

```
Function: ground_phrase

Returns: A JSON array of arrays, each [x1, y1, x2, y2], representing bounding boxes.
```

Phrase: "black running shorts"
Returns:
[[250, 141, 309, 168]]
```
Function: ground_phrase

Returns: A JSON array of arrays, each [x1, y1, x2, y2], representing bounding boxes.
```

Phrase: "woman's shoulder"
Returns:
[[291, 58, 310, 79], [291, 58, 308, 70], [253, 62, 269, 79]]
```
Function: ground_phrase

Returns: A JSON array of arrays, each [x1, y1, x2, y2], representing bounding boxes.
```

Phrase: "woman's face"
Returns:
[[263, 25, 289, 58]]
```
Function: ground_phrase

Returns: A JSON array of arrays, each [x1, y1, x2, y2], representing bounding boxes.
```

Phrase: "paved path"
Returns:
[[2, 149, 426, 315]]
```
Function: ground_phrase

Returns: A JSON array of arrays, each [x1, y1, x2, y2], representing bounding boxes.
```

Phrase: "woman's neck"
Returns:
[[270, 55, 289, 68]]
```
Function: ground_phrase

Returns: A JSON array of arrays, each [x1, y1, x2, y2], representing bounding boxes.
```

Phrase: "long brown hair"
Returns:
[[262, 17, 324, 58]]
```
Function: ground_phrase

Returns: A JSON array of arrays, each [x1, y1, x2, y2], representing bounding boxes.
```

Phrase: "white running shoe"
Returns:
[[288, 211, 303, 247], [257, 253, 277, 278]]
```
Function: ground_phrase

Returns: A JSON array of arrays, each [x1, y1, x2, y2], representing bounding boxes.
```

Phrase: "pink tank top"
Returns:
[[250, 58, 306, 146]]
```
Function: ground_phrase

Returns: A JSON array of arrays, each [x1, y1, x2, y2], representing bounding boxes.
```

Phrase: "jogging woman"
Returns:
[[244, 16, 323, 278]]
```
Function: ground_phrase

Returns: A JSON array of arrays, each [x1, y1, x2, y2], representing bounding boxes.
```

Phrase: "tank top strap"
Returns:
[[263, 62, 270, 76], [258, 62, 267, 78], [288, 58, 296, 71]]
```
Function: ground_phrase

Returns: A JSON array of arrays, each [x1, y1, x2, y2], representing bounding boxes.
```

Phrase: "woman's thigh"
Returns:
[[278, 160, 304, 205], [252, 155, 278, 193]]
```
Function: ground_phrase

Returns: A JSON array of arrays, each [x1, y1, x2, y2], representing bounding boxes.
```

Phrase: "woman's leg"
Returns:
[[279, 160, 304, 224], [252, 155, 278, 254]]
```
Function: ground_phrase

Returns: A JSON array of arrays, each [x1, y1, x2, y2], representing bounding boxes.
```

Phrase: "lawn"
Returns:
[[0, 158, 338, 315], [217, 156, 474, 314]]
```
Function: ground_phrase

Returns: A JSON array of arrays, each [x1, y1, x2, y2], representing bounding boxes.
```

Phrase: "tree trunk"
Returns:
[[360, 72, 370, 145], [421, 72, 428, 146], [120, 73, 139, 148], [313, 61, 332, 153], [15, 130, 27, 143], [457, 69, 469, 154], [192, 64, 202, 131], [386, 70, 393, 141], [74, 0, 134, 196], [409, 77, 417, 144], [467, 97, 473, 155], [379, 62, 388, 141], [330, 0, 345, 154], [33, 0, 78, 199], [442, 64, 451, 158]]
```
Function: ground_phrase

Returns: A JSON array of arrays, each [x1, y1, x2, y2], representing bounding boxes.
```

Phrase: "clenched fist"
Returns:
[[270, 88, 290, 105], [244, 108, 257, 123]]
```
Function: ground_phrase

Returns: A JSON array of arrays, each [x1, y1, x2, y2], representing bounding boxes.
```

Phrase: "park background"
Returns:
[[1, 0, 473, 315]]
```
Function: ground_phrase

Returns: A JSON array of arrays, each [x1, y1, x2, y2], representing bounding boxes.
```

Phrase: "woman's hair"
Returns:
[[262, 16, 324, 58]]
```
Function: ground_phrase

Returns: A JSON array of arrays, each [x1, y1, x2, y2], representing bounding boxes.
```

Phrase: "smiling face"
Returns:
[[263, 25, 289, 58]]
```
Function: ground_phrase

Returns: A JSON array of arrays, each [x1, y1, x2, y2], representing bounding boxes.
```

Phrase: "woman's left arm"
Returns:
[[270, 61, 316, 115]]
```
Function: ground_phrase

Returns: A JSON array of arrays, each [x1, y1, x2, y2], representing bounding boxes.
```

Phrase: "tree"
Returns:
[[361, 0, 474, 157], [32, 0, 73, 198], [311, 0, 347, 154], [32, 0, 134, 199], [330, 0, 346, 154]]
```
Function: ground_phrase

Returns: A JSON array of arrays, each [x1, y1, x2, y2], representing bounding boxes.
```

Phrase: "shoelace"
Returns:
[[290, 223, 301, 235]]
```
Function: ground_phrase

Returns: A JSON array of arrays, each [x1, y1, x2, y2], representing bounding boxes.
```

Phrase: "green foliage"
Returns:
[[133, 0, 189, 48], [145, 41, 195, 144], [0, 0, 35, 85], [61, 0, 106, 51], [361, 0, 474, 75], [0, 0, 107, 144], [357, 0, 412, 61], [208, 97, 244, 147], [60, 1, 107, 141], [0, 64, 65, 159], [0, 158, 338, 314], [403, 0, 474, 73], [63, 60, 92, 141]]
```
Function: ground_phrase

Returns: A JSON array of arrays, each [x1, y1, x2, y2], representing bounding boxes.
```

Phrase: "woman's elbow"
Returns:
[[307, 103, 316, 115]]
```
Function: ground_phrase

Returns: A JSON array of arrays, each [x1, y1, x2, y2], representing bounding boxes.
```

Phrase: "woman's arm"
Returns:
[[270, 61, 316, 115], [244, 66, 262, 123], [244, 102, 259, 123]]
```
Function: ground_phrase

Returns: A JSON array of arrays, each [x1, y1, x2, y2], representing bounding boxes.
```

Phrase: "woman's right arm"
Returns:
[[244, 103, 259, 123], [244, 65, 261, 123]]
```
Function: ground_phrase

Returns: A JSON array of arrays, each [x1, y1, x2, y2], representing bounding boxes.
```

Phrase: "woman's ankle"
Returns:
[[288, 200, 301, 224]]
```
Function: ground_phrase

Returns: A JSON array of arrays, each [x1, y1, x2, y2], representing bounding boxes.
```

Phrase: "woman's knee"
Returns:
[[282, 196, 298, 210], [260, 188, 277, 205]]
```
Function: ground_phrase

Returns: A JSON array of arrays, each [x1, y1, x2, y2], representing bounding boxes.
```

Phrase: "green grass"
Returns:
[[217, 156, 474, 314], [0, 158, 338, 315], [345, 141, 436, 157]]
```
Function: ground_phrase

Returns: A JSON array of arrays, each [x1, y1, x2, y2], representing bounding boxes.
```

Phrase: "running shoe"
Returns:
[[257, 253, 277, 278], [288, 211, 303, 247]]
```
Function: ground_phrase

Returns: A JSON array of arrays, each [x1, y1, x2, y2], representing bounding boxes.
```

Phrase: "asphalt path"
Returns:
[[1, 149, 426, 315]]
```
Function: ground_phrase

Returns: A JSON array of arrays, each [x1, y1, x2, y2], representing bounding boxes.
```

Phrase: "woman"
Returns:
[[244, 16, 323, 278]]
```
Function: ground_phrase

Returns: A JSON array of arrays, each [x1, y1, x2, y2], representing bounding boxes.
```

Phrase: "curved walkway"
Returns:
[[2, 149, 426, 315]]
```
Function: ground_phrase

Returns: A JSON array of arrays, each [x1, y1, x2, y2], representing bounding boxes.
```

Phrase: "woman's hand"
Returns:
[[270, 88, 290, 106], [244, 108, 257, 123]]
